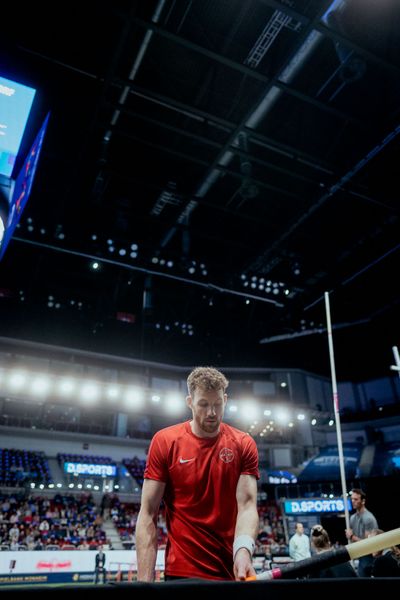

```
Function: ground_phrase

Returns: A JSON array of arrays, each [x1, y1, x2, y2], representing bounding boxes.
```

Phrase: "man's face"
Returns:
[[351, 493, 363, 510], [296, 523, 304, 535], [187, 387, 227, 434]]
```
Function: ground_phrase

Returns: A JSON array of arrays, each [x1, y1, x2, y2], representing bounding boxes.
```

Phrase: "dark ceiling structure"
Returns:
[[0, 0, 399, 382]]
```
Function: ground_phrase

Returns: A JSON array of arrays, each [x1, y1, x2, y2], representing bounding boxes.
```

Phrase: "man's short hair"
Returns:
[[187, 366, 229, 396], [351, 488, 366, 501]]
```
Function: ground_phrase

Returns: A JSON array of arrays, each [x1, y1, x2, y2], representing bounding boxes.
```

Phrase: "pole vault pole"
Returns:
[[247, 526, 400, 580], [324, 291, 350, 531]]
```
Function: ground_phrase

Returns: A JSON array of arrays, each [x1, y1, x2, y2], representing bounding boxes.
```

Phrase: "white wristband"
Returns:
[[233, 534, 255, 560]]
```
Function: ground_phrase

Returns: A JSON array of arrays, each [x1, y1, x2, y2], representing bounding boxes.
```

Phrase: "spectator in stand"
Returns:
[[25, 530, 36, 550], [93, 513, 103, 527], [100, 493, 112, 520], [8, 524, 20, 543], [34, 539, 44, 550], [10, 539, 20, 551], [9, 512, 18, 524], [261, 517, 272, 536], [86, 524, 95, 540], [39, 519, 50, 533]]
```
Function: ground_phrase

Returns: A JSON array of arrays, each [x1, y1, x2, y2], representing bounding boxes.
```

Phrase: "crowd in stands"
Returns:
[[256, 500, 288, 557], [99, 490, 287, 557], [0, 449, 288, 557], [0, 492, 110, 551], [109, 495, 167, 550], [0, 449, 52, 487], [122, 457, 146, 487], [57, 453, 116, 466]]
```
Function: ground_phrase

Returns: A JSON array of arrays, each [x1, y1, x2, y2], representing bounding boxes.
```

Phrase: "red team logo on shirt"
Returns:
[[219, 448, 234, 463]]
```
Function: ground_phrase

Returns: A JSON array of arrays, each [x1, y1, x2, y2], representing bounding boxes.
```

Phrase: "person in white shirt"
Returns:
[[289, 522, 311, 561]]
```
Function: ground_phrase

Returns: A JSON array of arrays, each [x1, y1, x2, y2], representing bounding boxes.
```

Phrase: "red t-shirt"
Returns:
[[144, 421, 259, 580]]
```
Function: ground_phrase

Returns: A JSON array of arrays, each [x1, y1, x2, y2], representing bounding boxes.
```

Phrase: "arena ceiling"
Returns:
[[0, 0, 399, 382]]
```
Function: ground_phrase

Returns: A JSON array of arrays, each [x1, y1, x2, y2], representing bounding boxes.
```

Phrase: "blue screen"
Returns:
[[284, 497, 352, 514], [0, 76, 36, 178], [64, 462, 117, 477], [0, 112, 50, 260]]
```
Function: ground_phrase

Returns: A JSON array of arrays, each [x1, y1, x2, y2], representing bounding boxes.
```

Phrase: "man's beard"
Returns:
[[200, 418, 219, 433]]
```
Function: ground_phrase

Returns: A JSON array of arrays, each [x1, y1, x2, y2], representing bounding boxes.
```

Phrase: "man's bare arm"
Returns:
[[136, 478, 166, 581], [233, 474, 259, 581]]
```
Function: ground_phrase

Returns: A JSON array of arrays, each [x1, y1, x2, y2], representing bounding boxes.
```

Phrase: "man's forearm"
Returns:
[[232, 503, 259, 580], [136, 516, 158, 581], [235, 504, 259, 541]]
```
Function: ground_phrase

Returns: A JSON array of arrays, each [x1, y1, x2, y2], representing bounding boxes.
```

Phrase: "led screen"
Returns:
[[0, 76, 36, 177], [0, 112, 50, 260], [64, 462, 117, 477]]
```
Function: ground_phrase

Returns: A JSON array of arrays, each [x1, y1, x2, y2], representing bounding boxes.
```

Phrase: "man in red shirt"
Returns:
[[136, 366, 259, 581]]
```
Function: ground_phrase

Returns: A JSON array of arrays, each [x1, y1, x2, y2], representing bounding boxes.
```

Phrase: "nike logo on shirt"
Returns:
[[179, 457, 195, 463]]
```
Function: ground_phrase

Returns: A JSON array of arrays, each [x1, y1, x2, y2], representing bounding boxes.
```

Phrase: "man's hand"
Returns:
[[233, 547, 256, 581]]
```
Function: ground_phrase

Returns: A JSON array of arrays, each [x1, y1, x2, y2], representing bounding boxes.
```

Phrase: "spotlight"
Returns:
[[293, 263, 301, 276]]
